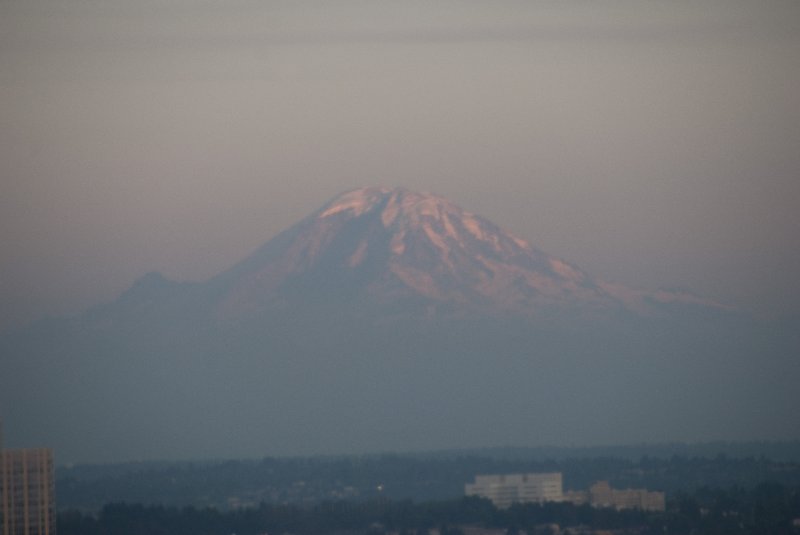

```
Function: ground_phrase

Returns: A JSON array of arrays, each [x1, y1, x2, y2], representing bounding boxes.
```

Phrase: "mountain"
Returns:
[[1, 187, 796, 463], [157, 187, 724, 324]]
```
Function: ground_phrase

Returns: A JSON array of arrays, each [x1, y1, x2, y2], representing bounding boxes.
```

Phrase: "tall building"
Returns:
[[465, 473, 563, 508], [0, 427, 55, 535]]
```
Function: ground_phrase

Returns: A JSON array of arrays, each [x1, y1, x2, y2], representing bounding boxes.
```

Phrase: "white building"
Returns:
[[465, 472, 563, 508]]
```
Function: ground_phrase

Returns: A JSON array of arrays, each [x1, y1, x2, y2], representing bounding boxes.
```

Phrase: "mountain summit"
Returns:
[[209, 187, 720, 320]]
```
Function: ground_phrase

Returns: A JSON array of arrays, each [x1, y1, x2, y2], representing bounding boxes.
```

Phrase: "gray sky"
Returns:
[[2, 0, 799, 332]]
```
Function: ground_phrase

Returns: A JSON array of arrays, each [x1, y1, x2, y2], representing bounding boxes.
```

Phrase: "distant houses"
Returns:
[[465, 472, 665, 512]]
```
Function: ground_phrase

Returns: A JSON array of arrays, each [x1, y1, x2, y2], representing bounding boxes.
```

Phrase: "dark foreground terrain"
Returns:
[[59, 484, 800, 535], [56, 444, 800, 534], [57, 443, 800, 510]]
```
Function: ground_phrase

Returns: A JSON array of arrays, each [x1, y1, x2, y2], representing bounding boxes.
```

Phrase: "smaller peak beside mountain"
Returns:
[[117, 271, 192, 307], [127, 271, 173, 293]]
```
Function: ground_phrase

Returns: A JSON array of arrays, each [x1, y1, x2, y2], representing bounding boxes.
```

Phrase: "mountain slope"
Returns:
[[204, 187, 722, 321]]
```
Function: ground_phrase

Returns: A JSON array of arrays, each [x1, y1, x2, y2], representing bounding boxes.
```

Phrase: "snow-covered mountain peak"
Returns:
[[317, 187, 532, 257], [213, 187, 728, 319]]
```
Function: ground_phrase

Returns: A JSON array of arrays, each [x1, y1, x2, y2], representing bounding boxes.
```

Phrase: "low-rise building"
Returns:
[[563, 481, 665, 512], [465, 472, 563, 508]]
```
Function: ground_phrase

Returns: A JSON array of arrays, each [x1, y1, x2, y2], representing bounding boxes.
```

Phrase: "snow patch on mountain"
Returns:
[[319, 187, 389, 219]]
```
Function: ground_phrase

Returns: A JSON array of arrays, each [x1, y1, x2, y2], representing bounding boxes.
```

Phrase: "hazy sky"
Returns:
[[2, 0, 799, 332]]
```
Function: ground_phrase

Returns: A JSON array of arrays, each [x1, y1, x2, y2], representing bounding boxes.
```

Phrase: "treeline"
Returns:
[[58, 483, 800, 535], [57, 453, 800, 510]]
